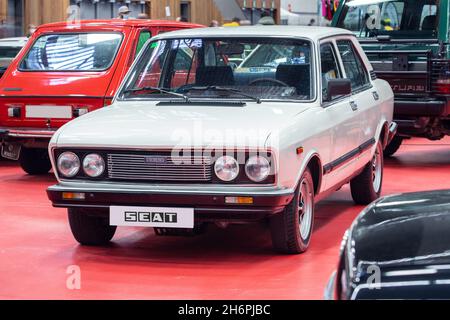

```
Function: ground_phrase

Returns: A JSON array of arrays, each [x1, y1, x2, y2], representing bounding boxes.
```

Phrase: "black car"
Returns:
[[326, 190, 450, 299]]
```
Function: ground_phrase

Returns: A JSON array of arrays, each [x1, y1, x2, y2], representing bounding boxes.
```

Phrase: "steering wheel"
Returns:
[[249, 78, 290, 87]]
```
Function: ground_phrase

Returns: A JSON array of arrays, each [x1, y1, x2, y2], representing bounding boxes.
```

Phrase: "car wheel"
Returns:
[[19, 147, 52, 175], [68, 208, 116, 246], [384, 135, 403, 157], [350, 141, 383, 205], [270, 168, 315, 254]]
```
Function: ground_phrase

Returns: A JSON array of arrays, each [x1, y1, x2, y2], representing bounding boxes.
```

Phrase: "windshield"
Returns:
[[19, 33, 123, 71], [338, 0, 439, 39], [121, 37, 314, 101], [0, 47, 21, 59]]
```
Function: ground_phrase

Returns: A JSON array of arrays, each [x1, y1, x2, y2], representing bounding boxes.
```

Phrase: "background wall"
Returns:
[[0, 0, 282, 37], [132, 0, 226, 26], [24, 0, 70, 27]]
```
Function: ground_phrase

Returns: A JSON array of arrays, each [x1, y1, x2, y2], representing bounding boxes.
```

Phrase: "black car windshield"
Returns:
[[19, 32, 123, 71], [337, 0, 439, 39], [121, 37, 314, 102], [0, 47, 21, 59]]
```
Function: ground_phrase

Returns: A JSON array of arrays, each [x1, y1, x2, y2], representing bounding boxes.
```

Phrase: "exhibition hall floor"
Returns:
[[1, 137, 449, 300]]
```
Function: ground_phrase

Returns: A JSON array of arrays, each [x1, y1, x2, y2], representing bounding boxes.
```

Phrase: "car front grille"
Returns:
[[107, 153, 213, 182]]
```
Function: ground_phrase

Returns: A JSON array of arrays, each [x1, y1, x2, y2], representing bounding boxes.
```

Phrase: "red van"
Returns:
[[0, 19, 202, 174]]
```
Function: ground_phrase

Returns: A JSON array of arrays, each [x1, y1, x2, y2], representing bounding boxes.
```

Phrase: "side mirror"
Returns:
[[326, 78, 351, 102]]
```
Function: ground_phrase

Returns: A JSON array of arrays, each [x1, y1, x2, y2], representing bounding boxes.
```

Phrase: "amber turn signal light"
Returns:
[[225, 196, 254, 204], [62, 192, 85, 200]]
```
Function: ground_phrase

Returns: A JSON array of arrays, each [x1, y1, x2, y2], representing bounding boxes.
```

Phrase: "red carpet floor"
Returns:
[[0, 137, 449, 300]]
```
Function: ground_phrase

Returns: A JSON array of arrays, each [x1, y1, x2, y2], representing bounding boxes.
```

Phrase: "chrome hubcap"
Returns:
[[298, 178, 313, 240], [372, 143, 382, 192]]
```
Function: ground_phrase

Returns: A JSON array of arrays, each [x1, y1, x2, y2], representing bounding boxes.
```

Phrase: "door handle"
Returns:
[[350, 101, 358, 111], [372, 91, 380, 101]]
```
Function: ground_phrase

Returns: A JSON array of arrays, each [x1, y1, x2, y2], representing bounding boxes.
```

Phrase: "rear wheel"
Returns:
[[270, 168, 315, 254], [68, 208, 116, 246], [384, 135, 403, 157], [19, 147, 51, 175], [350, 141, 383, 205]]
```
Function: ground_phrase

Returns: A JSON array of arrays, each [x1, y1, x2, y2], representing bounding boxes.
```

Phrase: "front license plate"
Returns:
[[1, 143, 21, 160], [110, 206, 194, 229]]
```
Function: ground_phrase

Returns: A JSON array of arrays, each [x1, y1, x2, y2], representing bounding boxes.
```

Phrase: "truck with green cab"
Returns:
[[332, 0, 449, 155]]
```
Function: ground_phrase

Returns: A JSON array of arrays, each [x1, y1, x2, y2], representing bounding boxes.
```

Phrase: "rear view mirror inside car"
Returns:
[[218, 43, 245, 56]]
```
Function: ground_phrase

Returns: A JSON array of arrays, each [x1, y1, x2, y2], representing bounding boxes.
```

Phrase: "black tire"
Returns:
[[270, 168, 315, 254], [68, 208, 116, 246], [384, 135, 403, 157], [350, 141, 384, 205], [19, 147, 51, 175]]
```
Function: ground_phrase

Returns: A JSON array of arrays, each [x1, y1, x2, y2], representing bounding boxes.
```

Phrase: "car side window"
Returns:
[[320, 42, 342, 101], [420, 4, 437, 30], [336, 40, 370, 92], [135, 30, 151, 58]]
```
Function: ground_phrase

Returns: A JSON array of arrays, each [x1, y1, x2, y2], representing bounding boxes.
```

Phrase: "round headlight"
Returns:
[[83, 154, 105, 178], [214, 156, 239, 182], [245, 156, 271, 182], [57, 152, 80, 178]]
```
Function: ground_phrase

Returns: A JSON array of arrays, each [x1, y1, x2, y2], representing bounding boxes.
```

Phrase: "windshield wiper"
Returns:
[[122, 86, 189, 101], [179, 86, 262, 104]]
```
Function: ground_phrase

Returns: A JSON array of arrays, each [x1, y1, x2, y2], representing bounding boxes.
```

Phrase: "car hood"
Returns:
[[349, 190, 450, 268], [54, 100, 311, 148]]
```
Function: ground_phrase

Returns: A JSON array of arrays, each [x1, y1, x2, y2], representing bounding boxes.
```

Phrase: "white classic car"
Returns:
[[47, 26, 396, 254], [0, 37, 27, 77]]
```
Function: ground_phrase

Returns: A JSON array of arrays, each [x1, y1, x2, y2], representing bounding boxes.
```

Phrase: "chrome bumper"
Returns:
[[47, 182, 295, 219], [0, 128, 57, 139]]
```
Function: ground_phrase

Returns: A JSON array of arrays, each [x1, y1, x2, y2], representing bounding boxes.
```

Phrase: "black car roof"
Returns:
[[350, 189, 450, 266]]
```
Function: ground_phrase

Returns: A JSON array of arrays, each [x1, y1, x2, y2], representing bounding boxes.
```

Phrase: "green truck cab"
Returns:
[[332, 0, 450, 155]]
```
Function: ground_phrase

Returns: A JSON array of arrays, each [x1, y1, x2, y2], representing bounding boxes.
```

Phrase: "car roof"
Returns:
[[350, 189, 450, 266], [154, 26, 353, 41], [36, 19, 203, 31], [372, 189, 450, 214], [0, 37, 28, 47], [354, 189, 450, 231]]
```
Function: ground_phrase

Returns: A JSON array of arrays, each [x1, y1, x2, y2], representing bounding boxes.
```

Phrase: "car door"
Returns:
[[319, 41, 361, 190], [336, 38, 378, 164]]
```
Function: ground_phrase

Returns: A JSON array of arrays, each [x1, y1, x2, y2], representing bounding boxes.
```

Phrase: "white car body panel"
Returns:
[[0, 37, 28, 47], [54, 101, 310, 149], [0, 37, 28, 68]]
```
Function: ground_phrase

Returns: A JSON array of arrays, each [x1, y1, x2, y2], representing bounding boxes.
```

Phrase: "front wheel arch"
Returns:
[[292, 153, 323, 196], [379, 121, 389, 149], [306, 155, 322, 196]]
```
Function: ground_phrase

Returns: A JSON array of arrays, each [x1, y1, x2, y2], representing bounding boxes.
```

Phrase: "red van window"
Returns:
[[19, 32, 123, 71], [135, 30, 151, 58]]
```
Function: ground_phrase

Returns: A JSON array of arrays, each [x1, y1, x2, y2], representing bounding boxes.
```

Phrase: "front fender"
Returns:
[[276, 145, 323, 194]]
